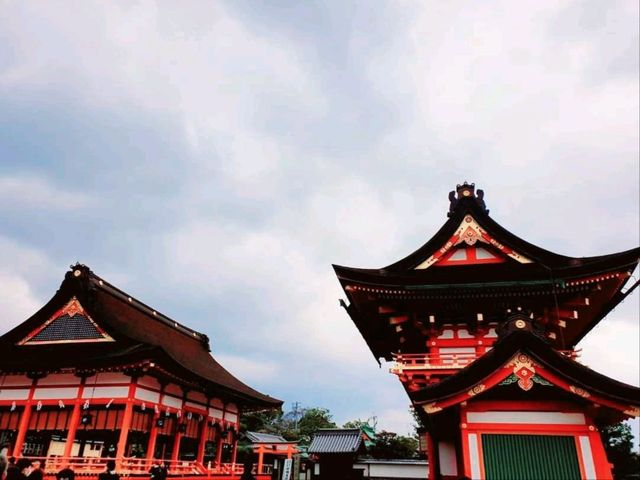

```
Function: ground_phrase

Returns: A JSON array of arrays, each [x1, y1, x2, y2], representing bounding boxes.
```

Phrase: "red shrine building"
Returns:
[[334, 183, 640, 480], [0, 264, 281, 477]]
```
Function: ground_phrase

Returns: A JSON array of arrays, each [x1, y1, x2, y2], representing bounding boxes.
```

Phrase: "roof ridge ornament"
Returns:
[[448, 181, 489, 217]]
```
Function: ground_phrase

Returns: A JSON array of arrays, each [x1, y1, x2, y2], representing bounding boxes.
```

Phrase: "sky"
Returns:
[[0, 0, 638, 444]]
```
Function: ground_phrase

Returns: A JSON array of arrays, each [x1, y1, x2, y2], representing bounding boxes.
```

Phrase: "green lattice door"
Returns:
[[481, 434, 581, 480]]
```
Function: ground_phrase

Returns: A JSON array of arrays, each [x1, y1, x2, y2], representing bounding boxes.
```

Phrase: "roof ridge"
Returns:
[[68, 263, 211, 351]]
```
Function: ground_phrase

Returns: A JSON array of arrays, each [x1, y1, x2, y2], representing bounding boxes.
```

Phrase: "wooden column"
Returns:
[[13, 376, 39, 458], [196, 418, 208, 465], [146, 417, 160, 461], [116, 376, 138, 462], [170, 390, 186, 463], [170, 426, 183, 462], [215, 403, 226, 466], [146, 384, 164, 463], [62, 376, 86, 460], [230, 431, 238, 465], [12, 404, 32, 458], [426, 432, 436, 480], [256, 445, 264, 475], [588, 429, 614, 480], [215, 429, 224, 466]]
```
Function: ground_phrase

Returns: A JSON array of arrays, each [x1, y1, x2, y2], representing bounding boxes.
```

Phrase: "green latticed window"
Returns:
[[482, 434, 581, 480]]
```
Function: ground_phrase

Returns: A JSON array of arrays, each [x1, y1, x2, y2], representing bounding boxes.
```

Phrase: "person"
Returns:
[[6, 459, 32, 480], [28, 461, 42, 480], [97, 460, 119, 480], [149, 462, 164, 480], [0, 444, 9, 480], [55, 468, 74, 480], [239, 457, 255, 480]]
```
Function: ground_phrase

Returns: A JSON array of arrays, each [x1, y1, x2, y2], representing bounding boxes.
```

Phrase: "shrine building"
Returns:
[[334, 183, 639, 480], [0, 264, 282, 478]]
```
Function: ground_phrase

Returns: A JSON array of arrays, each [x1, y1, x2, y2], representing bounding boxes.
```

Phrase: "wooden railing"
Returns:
[[391, 349, 580, 374], [390, 352, 477, 373], [31, 457, 238, 476]]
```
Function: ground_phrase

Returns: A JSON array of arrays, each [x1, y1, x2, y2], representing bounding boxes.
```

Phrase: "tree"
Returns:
[[297, 407, 336, 443], [600, 422, 640, 479], [240, 409, 282, 434], [343, 416, 378, 431], [369, 431, 419, 460]]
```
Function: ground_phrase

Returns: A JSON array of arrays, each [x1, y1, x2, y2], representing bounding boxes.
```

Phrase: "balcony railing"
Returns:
[[390, 352, 477, 374], [32, 456, 250, 476], [391, 349, 580, 374]]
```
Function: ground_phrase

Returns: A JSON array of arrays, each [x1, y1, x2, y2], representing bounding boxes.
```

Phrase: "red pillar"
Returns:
[[170, 391, 187, 463], [588, 429, 614, 480], [426, 432, 436, 480], [256, 446, 264, 475], [12, 404, 32, 458], [196, 418, 208, 465], [146, 417, 160, 461], [13, 377, 38, 458], [170, 427, 183, 462], [116, 377, 138, 463], [215, 429, 225, 466], [62, 377, 86, 460]]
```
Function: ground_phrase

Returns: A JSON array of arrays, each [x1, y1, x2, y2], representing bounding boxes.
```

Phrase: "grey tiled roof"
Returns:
[[308, 429, 363, 454], [246, 432, 290, 444]]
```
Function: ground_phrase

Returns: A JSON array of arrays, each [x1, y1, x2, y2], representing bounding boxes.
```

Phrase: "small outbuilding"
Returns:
[[308, 429, 366, 480]]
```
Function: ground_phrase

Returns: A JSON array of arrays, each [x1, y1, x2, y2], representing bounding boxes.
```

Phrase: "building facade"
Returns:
[[334, 183, 639, 480], [0, 264, 281, 477]]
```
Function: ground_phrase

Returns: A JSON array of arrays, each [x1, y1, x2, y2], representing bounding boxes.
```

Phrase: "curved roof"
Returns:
[[333, 185, 639, 353], [334, 188, 639, 284], [0, 264, 282, 409], [409, 327, 639, 410]]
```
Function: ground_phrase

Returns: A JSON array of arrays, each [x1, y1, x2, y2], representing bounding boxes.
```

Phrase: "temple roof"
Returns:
[[333, 183, 639, 356], [334, 182, 638, 281], [308, 429, 364, 454], [0, 264, 282, 409], [409, 320, 640, 417]]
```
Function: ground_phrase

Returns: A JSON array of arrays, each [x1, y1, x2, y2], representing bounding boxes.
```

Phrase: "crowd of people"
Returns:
[[0, 444, 153, 480]]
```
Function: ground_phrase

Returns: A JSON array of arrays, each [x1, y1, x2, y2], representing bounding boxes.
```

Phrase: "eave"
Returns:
[[408, 330, 640, 414]]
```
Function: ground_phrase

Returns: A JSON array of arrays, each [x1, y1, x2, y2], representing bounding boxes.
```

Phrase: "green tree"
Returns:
[[240, 409, 282, 434], [297, 407, 336, 443], [343, 417, 377, 431], [369, 431, 419, 460], [600, 422, 640, 479]]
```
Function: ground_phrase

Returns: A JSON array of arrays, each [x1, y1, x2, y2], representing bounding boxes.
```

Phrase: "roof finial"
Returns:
[[448, 182, 489, 217]]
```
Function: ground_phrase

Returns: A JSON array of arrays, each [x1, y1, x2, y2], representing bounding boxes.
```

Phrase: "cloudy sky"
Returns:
[[1, 0, 638, 442]]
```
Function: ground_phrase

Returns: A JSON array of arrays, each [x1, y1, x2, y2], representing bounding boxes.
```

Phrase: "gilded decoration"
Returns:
[[623, 407, 640, 417], [61, 297, 86, 318], [414, 215, 532, 269], [505, 353, 540, 391], [467, 384, 486, 397], [569, 386, 591, 398], [423, 403, 442, 414]]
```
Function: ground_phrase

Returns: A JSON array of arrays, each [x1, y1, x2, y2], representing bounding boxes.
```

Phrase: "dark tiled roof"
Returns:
[[409, 328, 640, 408], [0, 264, 282, 409], [308, 429, 363, 454], [246, 432, 291, 444]]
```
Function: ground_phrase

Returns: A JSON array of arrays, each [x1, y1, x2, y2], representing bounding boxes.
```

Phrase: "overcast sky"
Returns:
[[1, 0, 638, 443]]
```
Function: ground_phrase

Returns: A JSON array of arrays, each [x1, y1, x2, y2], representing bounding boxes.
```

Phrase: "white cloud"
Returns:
[[214, 353, 280, 384], [0, 236, 57, 332], [0, 0, 637, 444], [0, 175, 93, 211]]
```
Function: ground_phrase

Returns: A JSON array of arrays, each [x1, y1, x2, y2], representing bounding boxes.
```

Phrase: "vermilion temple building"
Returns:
[[0, 264, 281, 477], [334, 183, 639, 480]]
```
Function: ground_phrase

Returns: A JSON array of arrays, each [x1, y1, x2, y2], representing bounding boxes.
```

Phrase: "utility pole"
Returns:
[[291, 401, 302, 432]]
